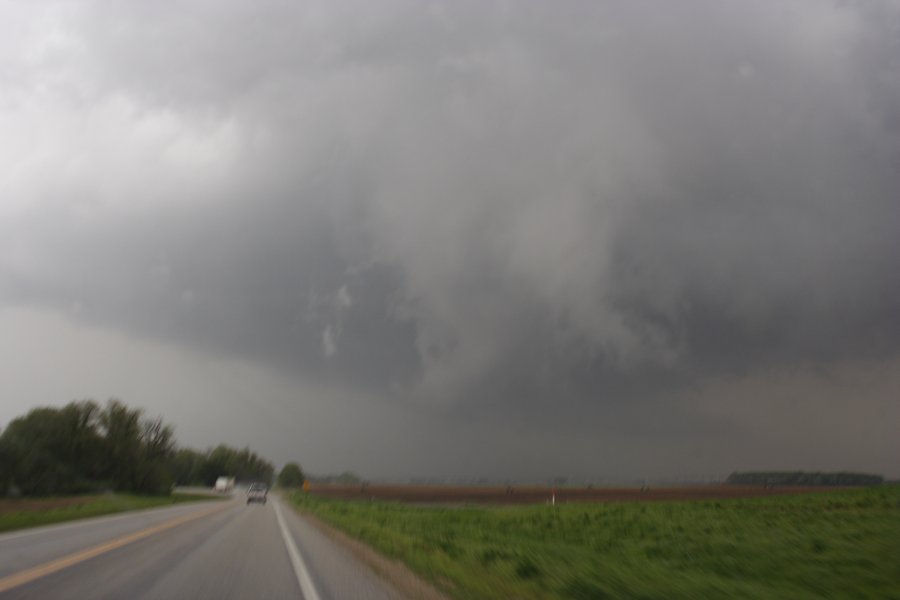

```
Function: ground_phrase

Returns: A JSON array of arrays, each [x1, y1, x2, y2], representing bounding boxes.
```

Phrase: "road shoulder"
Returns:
[[295, 508, 450, 600]]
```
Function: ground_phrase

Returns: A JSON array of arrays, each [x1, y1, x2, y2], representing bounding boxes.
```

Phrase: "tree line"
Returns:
[[0, 399, 280, 496], [170, 445, 274, 488], [726, 471, 883, 487]]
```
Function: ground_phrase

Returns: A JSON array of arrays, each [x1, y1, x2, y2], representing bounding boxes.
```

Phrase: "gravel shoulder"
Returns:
[[297, 509, 450, 600]]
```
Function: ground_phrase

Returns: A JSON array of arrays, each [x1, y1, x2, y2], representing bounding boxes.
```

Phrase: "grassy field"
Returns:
[[290, 486, 900, 599], [0, 493, 219, 534]]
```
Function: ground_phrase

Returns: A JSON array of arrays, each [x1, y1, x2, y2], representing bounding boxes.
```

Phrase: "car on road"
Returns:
[[247, 482, 268, 504]]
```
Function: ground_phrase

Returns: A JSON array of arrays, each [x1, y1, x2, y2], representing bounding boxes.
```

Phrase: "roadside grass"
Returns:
[[290, 485, 900, 599], [0, 493, 219, 534]]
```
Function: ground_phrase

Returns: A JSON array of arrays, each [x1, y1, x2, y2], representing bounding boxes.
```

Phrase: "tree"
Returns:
[[0, 428, 12, 495], [726, 471, 884, 487], [196, 444, 274, 486], [94, 400, 175, 494], [335, 471, 361, 484], [99, 399, 144, 492], [277, 463, 305, 488], [0, 398, 276, 497], [0, 399, 181, 496], [60, 400, 105, 484], [0, 401, 105, 495], [170, 448, 206, 485], [135, 416, 176, 495]]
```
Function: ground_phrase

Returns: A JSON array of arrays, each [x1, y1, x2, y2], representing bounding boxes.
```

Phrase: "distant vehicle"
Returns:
[[214, 476, 235, 493], [247, 482, 268, 504]]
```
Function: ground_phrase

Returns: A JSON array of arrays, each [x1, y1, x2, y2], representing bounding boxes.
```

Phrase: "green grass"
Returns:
[[0, 493, 219, 534], [290, 486, 900, 599]]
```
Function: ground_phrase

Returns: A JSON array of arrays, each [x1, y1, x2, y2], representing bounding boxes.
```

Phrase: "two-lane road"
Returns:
[[0, 494, 404, 599]]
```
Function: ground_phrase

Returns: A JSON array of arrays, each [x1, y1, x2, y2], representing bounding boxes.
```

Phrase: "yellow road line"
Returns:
[[0, 501, 232, 593]]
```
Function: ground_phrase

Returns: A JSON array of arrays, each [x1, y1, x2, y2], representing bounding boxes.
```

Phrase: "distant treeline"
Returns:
[[308, 471, 363, 485], [0, 399, 274, 496], [726, 471, 883, 487], [170, 445, 274, 488]]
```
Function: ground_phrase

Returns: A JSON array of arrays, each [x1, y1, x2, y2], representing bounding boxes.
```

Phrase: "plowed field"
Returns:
[[308, 483, 831, 504]]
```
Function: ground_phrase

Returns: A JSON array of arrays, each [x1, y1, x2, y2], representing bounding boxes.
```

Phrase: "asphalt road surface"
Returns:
[[0, 493, 405, 599]]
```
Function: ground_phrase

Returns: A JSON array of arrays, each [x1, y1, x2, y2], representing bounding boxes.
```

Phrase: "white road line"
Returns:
[[273, 499, 321, 600]]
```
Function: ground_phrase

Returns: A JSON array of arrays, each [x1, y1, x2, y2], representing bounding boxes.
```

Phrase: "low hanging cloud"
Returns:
[[1, 0, 898, 477]]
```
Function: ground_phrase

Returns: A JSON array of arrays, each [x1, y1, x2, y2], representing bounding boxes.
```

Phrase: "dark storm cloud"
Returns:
[[1, 0, 899, 476]]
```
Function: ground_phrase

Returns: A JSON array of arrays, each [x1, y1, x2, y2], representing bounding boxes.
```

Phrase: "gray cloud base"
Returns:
[[1, 0, 898, 478]]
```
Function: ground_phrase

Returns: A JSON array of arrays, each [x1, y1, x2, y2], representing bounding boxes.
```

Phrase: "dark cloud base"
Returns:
[[1, 0, 898, 477]]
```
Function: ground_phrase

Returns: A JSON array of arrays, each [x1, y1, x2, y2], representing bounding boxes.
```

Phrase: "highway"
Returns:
[[0, 493, 405, 599]]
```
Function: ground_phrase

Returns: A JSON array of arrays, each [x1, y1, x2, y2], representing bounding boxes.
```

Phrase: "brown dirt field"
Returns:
[[0, 495, 101, 514], [308, 483, 835, 505]]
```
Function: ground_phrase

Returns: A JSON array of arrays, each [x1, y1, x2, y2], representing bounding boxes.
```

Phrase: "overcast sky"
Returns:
[[1, 0, 898, 481]]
